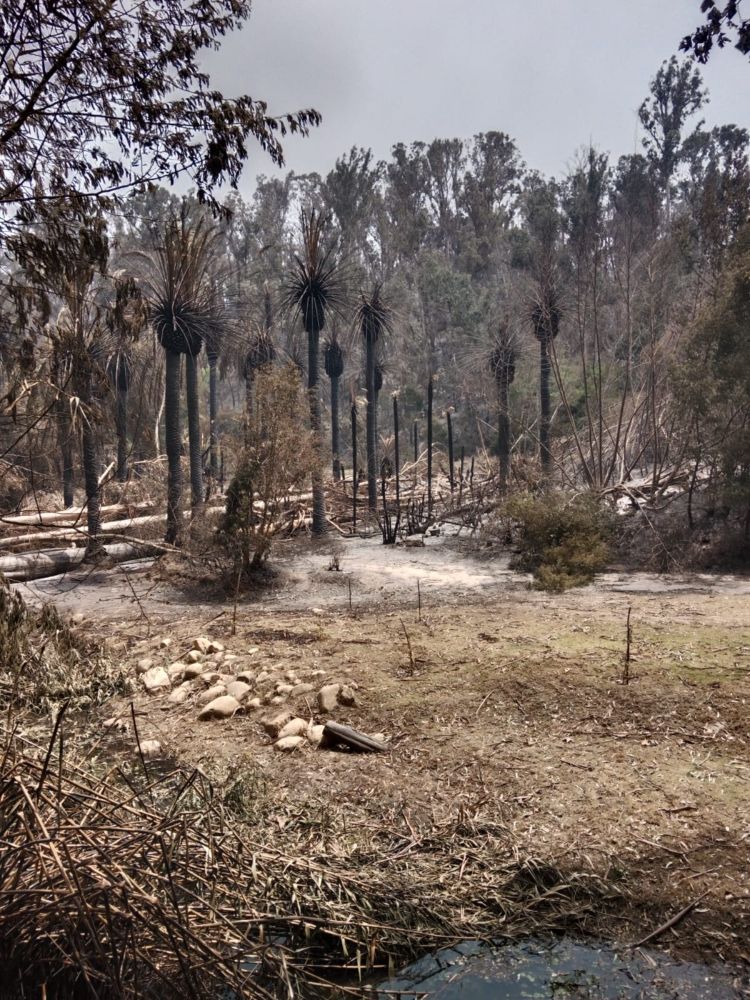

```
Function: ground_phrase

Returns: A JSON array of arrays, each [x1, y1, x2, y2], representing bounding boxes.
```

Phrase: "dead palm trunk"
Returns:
[[185, 352, 203, 510], [164, 350, 183, 544], [532, 297, 560, 481], [207, 349, 219, 482], [427, 374, 434, 516], [365, 347, 378, 511], [490, 332, 516, 491], [351, 397, 358, 530], [324, 338, 344, 480], [393, 393, 400, 508], [307, 327, 327, 534]]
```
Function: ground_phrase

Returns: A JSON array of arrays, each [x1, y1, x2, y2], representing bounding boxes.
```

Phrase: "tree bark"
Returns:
[[351, 400, 358, 530], [81, 413, 101, 559], [185, 352, 203, 510], [307, 328, 327, 536], [208, 353, 219, 481], [393, 394, 400, 508], [164, 350, 182, 544], [116, 385, 128, 482], [498, 376, 510, 490], [366, 337, 378, 511], [427, 375, 434, 516], [330, 373, 341, 480], [57, 393, 75, 507], [540, 337, 552, 478]]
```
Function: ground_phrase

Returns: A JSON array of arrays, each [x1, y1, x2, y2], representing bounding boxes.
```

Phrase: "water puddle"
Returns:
[[373, 938, 748, 999]]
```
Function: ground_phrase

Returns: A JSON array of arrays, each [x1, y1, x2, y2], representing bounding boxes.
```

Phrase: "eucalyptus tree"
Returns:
[[638, 57, 707, 217], [105, 276, 145, 482], [284, 210, 345, 535], [681, 3, 750, 63], [357, 287, 391, 511]]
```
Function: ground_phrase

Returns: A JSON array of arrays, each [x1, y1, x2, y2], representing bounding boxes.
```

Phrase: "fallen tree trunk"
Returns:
[[0, 502, 155, 529], [0, 542, 159, 583], [0, 507, 225, 551]]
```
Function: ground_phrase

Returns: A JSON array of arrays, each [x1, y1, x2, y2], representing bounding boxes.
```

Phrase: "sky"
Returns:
[[202, 0, 750, 192]]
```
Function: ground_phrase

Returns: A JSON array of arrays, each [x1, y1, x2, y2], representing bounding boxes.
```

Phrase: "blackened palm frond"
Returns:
[[134, 210, 228, 357], [244, 326, 276, 377], [323, 336, 344, 380], [356, 283, 392, 346], [282, 209, 346, 336], [530, 287, 561, 344], [489, 320, 517, 386]]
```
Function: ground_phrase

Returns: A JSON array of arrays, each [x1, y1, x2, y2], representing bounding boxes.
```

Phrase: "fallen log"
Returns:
[[0, 501, 155, 529], [0, 542, 159, 582], [0, 506, 225, 551]]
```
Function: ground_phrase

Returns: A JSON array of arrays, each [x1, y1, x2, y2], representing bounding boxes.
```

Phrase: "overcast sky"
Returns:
[[203, 0, 750, 192]]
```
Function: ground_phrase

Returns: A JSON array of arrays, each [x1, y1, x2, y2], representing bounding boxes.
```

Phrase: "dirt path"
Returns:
[[15, 537, 750, 967]]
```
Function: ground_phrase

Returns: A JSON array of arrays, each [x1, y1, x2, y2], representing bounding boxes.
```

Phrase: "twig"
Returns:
[[630, 891, 709, 948]]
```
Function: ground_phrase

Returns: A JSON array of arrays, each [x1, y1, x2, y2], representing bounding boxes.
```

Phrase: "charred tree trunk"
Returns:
[[164, 350, 183, 544], [427, 376, 434, 516], [81, 413, 101, 558], [393, 394, 400, 508], [540, 336, 552, 478], [308, 328, 327, 536], [185, 353, 203, 511], [447, 408, 455, 494], [116, 385, 128, 483], [351, 400, 358, 531], [208, 351, 219, 483], [366, 337, 378, 512], [331, 372, 340, 480], [498, 376, 511, 490]]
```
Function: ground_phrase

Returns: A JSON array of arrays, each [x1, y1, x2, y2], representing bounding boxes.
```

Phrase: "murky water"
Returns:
[[373, 939, 748, 999]]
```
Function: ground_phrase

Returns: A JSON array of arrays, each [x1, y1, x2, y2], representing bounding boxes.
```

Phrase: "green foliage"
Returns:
[[505, 491, 612, 591]]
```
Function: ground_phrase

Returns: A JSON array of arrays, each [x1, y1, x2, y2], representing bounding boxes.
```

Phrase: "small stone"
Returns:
[[201, 671, 222, 686], [246, 697, 262, 710], [311, 669, 326, 679], [207, 640, 225, 654], [247, 646, 260, 656], [372, 733, 386, 743], [158, 637, 172, 649], [275, 682, 293, 695], [198, 695, 242, 721], [71, 611, 85, 625], [404, 534, 425, 548], [225, 680, 252, 703], [291, 682, 315, 697], [136, 657, 154, 675], [256, 671, 271, 685], [306, 724, 326, 746], [208, 650, 225, 664], [192, 637, 211, 654], [142, 666, 171, 693], [184, 663, 204, 680], [278, 717, 309, 740], [275, 735, 305, 752], [284, 670, 298, 682], [139, 739, 162, 759], [262, 710, 293, 738], [236, 671, 255, 685], [103, 716, 128, 733], [197, 684, 226, 706], [311, 607, 324, 616], [167, 661, 186, 684], [269, 695, 287, 705], [317, 683, 340, 713], [338, 685, 357, 706], [168, 682, 192, 705], [185, 650, 203, 664]]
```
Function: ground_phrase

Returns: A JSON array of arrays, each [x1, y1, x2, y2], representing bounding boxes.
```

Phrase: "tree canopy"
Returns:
[[681, 1, 750, 62], [0, 0, 320, 231]]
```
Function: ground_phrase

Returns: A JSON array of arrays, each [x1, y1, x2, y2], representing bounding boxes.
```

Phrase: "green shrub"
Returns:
[[505, 491, 612, 591]]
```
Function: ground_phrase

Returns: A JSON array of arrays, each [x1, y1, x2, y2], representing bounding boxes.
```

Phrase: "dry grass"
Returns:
[[0, 713, 613, 999]]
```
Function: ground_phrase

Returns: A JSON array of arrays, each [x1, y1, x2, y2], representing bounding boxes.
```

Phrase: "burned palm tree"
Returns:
[[357, 286, 391, 512], [139, 211, 224, 542], [104, 274, 144, 484], [243, 326, 276, 440], [284, 210, 345, 536], [489, 321, 517, 490], [531, 289, 561, 479], [324, 333, 344, 480]]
